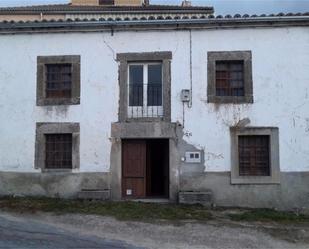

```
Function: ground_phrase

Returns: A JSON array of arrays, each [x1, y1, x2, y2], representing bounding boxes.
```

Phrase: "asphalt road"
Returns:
[[0, 211, 308, 249], [0, 215, 143, 249]]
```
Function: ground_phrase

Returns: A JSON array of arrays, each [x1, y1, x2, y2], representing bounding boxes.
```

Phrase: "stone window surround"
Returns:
[[207, 51, 253, 104], [37, 55, 81, 106], [230, 127, 280, 184], [116, 51, 172, 122], [35, 123, 80, 172]]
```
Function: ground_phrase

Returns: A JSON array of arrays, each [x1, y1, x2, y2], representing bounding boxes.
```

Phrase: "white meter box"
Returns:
[[181, 89, 191, 102], [185, 152, 201, 163]]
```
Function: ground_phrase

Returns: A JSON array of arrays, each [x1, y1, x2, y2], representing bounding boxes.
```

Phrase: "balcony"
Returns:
[[128, 84, 163, 118]]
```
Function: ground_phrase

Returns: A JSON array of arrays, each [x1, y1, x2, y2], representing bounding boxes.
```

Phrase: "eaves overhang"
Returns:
[[0, 9, 214, 15], [0, 15, 308, 34]]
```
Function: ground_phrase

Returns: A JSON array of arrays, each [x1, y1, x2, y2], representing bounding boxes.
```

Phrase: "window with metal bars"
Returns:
[[45, 134, 73, 169], [216, 61, 244, 97], [45, 64, 72, 99], [238, 135, 270, 176]]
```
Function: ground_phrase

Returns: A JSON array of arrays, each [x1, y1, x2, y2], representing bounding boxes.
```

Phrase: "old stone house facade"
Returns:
[[0, 0, 309, 211]]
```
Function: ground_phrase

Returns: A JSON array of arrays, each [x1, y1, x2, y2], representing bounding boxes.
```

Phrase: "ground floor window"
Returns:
[[238, 135, 270, 176], [230, 127, 280, 184], [45, 134, 73, 169], [35, 123, 80, 171]]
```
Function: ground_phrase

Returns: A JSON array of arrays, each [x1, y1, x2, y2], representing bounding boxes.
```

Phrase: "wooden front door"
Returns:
[[122, 140, 146, 198]]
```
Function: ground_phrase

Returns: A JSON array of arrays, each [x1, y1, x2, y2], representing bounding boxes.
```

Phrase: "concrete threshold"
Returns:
[[131, 198, 170, 204]]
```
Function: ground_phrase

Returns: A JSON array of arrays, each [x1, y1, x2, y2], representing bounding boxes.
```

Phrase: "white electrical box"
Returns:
[[181, 89, 191, 102], [126, 189, 132, 196], [185, 152, 201, 163]]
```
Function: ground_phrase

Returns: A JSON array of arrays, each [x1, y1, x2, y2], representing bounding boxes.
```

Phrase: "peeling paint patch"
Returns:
[[204, 151, 224, 161], [206, 104, 252, 128], [42, 105, 70, 118]]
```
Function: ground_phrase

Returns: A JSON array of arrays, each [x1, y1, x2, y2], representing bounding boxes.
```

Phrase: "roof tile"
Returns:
[[0, 4, 214, 13]]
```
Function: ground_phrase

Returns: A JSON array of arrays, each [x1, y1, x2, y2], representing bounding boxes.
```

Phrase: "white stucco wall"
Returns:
[[0, 26, 308, 173]]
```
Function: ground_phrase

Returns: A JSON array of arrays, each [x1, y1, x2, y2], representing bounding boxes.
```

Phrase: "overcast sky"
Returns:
[[0, 0, 308, 15]]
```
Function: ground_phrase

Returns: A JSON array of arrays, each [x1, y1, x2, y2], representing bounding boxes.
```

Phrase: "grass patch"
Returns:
[[229, 209, 309, 223], [0, 197, 212, 221]]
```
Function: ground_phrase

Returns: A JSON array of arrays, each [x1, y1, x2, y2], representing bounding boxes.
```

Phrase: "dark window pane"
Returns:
[[45, 134, 72, 169], [148, 64, 162, 106], [230, 63, 243, 71], [148, 64, 162, 85], [216, 63, 228, 71], [129, 65, 143, 106], [230, 72, 243, 80], [231, 88, 244, 96], [147, 84, 162, 106], [215, 61, 244, 97], [129, 65, 143, 85], [45, 64, 72, 99], [129, 84, 143, 106], [238, 135, 270, 176], [230, 80, 243, 88]]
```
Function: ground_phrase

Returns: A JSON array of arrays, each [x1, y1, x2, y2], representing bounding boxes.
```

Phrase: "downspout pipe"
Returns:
[[188, 29, 193, 108]]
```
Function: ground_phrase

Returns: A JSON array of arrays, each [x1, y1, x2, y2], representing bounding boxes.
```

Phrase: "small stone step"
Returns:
[[179, 191, 213, 207], [77, 189, 110, 200]]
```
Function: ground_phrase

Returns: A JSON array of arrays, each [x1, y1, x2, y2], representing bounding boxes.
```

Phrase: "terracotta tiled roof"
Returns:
[[0, 4, 214, 14], [211, 12, 309, 18], [0, 11, 307, 22]]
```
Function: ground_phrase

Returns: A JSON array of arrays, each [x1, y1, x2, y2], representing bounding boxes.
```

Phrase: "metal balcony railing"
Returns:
[[128, 84, 163, 118]]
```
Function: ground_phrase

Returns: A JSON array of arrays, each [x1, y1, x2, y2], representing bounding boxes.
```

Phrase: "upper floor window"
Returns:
[[45, 134, 73, 169], [208, 51, 253, 104], [128, 63, 163, 118], [37, 55, 80, 106], [216, 60, 244, 97], [117, 52, 172, 122], [46, 64, 72, 99]]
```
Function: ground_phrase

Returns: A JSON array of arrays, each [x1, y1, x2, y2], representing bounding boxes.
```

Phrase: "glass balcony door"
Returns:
[[128, 63, 163, 118]]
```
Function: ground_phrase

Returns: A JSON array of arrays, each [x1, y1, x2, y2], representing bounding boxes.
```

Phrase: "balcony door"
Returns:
[[128, 63, 163, 118]]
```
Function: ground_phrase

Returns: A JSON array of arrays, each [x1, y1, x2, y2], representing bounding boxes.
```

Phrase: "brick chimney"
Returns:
[[115, 0, 145, 6], [71, 0, 146, 6], [181, 0, 192, 7], [71, 0, 99, 5]]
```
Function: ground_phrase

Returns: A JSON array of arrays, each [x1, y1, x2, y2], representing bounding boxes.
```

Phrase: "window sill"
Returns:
[[208, 95, 253, 104], [41, 169, 74, 173], [37, 97, 80, 106], [125, 117, 166, 122]]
